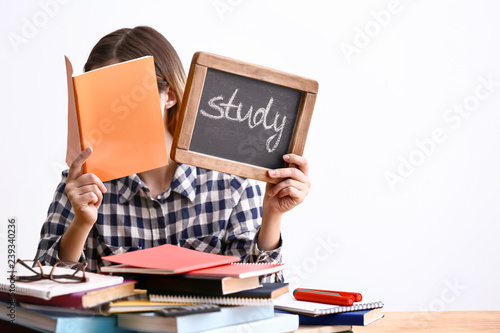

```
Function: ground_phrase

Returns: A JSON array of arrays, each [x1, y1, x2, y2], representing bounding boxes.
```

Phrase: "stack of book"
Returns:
[[0, 268, 136, 332], [101, 244, 296, 332], [0, 245, 296, 332]]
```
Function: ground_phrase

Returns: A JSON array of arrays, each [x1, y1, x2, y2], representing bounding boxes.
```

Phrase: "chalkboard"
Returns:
[[172, 52, 318, 183]]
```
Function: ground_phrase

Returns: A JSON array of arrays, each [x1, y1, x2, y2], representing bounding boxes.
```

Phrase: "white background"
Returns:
[[1, 0, 499, 312]]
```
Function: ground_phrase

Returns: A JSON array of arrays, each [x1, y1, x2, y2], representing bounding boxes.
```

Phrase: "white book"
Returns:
[[1, 266, 123, 300]]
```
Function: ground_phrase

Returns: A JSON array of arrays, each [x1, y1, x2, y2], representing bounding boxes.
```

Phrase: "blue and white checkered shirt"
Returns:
[[35, 163, 282, 281]]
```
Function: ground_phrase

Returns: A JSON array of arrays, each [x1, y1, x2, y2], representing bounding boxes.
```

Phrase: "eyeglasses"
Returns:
[[11, 259, 88, 284]]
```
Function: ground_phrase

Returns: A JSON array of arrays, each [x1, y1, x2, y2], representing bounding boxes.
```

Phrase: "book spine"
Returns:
[[295, 312, 364, 326], [138, 275, 226, 296], [149, 294, 274, 306], [55, 316, 132, 333], [71, 77, 88, 173]]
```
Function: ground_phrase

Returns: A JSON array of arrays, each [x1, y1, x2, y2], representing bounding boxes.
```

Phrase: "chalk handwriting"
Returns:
[[199, 89, 286, 153]]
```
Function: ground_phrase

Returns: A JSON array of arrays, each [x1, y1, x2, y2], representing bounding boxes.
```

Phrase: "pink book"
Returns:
[[101, 244, 240, 274], [185, 263, 286, 278]]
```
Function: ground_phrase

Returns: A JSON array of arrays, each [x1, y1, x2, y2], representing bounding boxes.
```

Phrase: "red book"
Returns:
[[101, 244, 240, 274]]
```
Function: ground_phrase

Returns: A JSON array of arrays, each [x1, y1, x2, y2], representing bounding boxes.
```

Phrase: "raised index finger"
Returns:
[[67, 147, 93, 181]]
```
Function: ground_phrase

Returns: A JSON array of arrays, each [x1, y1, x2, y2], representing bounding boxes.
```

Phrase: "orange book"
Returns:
[[65, 55, 168, 182]]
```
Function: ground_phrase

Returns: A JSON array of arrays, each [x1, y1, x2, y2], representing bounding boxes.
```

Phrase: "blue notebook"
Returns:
[[0, 301, 132, 333], [202, 312, 300, 333], [117, 305, 274, 333], [275, 308, 384, 326]]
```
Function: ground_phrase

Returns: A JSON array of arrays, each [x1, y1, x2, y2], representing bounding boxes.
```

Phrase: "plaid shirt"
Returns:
[[35, 163, 282, 281]]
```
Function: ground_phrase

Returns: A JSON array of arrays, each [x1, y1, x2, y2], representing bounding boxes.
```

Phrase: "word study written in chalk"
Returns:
[[199, 88, 287, 153]]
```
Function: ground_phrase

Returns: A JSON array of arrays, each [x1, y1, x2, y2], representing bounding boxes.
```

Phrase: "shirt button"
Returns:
[[153, 201, 161, 209]]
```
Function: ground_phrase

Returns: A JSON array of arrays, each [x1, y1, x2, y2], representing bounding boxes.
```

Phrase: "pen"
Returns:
[[295, 288, 362, 302], [293, 288, 355, 306]]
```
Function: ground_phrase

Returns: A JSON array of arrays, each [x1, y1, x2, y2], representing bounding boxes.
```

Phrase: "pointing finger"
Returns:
[[67, 147, 92, 181]]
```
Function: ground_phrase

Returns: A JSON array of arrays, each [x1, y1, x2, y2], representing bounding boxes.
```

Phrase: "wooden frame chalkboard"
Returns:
[[171, 52, 318, 183]]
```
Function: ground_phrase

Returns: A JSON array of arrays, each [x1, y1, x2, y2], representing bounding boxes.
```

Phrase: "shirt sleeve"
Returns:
[[34, 171, 86, 266], [225, 178, 283, 283]]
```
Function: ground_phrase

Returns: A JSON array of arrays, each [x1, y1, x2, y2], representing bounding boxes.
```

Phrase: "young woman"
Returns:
[[35, 26, 310, 281]]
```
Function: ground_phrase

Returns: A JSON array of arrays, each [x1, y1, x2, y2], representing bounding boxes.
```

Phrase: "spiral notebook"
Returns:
[[274, 293, 384, 316], [185, 263, 286, 278], [0, 267, 123, 300], [149, 283, 289, 306]]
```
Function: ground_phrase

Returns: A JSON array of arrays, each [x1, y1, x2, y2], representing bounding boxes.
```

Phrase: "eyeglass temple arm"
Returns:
[[17, 260, 42, 276]]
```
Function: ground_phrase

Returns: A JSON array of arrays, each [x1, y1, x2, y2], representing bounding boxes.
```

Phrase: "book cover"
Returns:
[[117, 305, 274, 333], [202, 312, 300, 333], [275, 308, 384, 326], [148, 283, 288, 306], [185, 263, 286, 278], [102, 262, 286, 278], [0, 301, 133, 333], [221, 282, 289, 299], [101, 244, 240, 273], [149, 292, 276, 306], [137, 274, 260, 296], [19, 302, 103, 316], [291, 324, 353, 333], [65, 55, 169, 182], [0, 267, 123, 300], [104, 299, 193, 314], [0, 280, 135, 309], [274, 294, 384, 316]]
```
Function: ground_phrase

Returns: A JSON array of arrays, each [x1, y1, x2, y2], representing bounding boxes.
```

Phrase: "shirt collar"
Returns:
[[116, 164, 198, 204]]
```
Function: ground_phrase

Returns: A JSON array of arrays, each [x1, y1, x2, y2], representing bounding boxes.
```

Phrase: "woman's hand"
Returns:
[[264, 154, 311, 215], [65, 147, 107, 227]]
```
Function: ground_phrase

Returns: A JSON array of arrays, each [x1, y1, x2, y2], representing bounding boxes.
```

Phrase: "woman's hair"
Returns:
[[84, 26, 186, 135]]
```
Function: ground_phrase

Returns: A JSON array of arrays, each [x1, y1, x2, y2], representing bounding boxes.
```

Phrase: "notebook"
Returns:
[[275, 308, 384, 326], [137, 274, 261, 296], [274, 293, 384, 316], [117, 305, 274, 333], [185, 263, 286, 278], [0, 280, 135, 308], [149, 283, 289, 306], [101, 244, 240, 273], [0, 301, 131, 333], [0, 267, 123, 300], [65, 55, 169, 182], [202, 312, 300, 333]]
